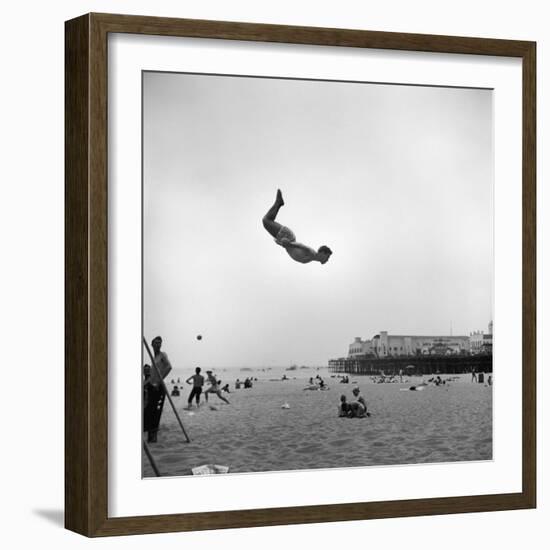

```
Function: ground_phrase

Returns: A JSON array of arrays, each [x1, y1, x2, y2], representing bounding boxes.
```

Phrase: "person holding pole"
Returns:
[[143, 336, 172, 443]]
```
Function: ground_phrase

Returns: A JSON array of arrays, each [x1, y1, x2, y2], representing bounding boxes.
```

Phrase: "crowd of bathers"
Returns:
[[235, 377, 255, 389], [303, 375, 327, 390]]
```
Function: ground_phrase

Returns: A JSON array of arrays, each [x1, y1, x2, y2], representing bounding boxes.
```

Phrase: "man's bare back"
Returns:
[[262, 190, 332, 265]]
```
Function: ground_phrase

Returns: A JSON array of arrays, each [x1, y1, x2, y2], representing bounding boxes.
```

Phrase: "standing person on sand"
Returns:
[[262, 189, 333, 265], [143, 364, 151, 409], [185, 367, 205, 409], [204, 370, 230, 404], [143, 336, 172, 443]]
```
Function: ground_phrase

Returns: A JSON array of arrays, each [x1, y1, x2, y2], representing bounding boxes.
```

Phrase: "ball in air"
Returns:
[[196, 335, 202, 341]]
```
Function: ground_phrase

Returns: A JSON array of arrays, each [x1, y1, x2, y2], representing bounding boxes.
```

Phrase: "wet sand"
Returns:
[[143, 372, 492, 477]]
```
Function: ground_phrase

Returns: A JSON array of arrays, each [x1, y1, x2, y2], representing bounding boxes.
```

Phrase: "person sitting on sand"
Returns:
[[185, 367, 205, 409], [204, 371, 230, 404], [262, 189, 332, 265], [338, 395, 351, 417], [338, 394, 370, 418], [350, 387, 370, 417], [348, 396, 370, 418]]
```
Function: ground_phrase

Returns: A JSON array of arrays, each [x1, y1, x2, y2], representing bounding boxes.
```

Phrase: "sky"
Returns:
[[143, 71, 493, 369]]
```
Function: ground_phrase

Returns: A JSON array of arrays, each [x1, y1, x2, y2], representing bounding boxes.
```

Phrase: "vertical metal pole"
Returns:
[[143, 440, 161, 477]]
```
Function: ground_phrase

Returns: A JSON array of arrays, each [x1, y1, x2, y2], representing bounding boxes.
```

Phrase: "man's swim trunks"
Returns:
[[275, 225, 296, 243]]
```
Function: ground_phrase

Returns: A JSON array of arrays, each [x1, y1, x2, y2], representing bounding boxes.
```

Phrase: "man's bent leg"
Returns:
[[217, 390, 230, 404], [263, 217, 282, 239], [262, 190, 284, 238]]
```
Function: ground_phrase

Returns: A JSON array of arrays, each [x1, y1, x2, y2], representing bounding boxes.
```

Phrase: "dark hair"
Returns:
[[152, 336, 162, 345], [318, 245, 332, 255], [195, 367, 201, 374]]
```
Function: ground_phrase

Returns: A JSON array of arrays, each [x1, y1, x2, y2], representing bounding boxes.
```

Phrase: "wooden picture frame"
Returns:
[[65, 12, 536, 537]]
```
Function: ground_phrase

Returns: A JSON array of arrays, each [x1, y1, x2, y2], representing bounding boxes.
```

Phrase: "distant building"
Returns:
[[348, 337, 373, 357], [470, 321, 493, 354], [334, 323, 493, 375], [348, 331, 470, 358]]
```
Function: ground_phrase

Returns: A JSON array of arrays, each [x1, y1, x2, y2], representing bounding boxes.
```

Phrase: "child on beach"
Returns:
[[204, 371, 230, 404], [338, 395, 350, 417], [185, 367, 205, 408], [262, 189, 332, 265]]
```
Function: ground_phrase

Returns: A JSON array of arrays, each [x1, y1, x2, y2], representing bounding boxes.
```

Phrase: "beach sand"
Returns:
[[143, 372, 492, 477]]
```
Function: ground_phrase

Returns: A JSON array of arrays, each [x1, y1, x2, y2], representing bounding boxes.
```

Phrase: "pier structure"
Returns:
[[335, 323, 494, 375], [329, 353, 492, 376]]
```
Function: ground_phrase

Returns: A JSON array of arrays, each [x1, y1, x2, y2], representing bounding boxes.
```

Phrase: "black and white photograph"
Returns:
[[141, 71, 494, 477]]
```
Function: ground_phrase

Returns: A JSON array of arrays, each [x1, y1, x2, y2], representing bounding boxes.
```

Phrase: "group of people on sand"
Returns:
[[428, 375, 446, 386], [305, 375, 327, 390], [143, 190, 332, 441], [185, 367, 230, 408], [142, 336, 231, 444], [235, 377, 254, 389], [338, 387, 370, 418], [370, 372, 408, 384]]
